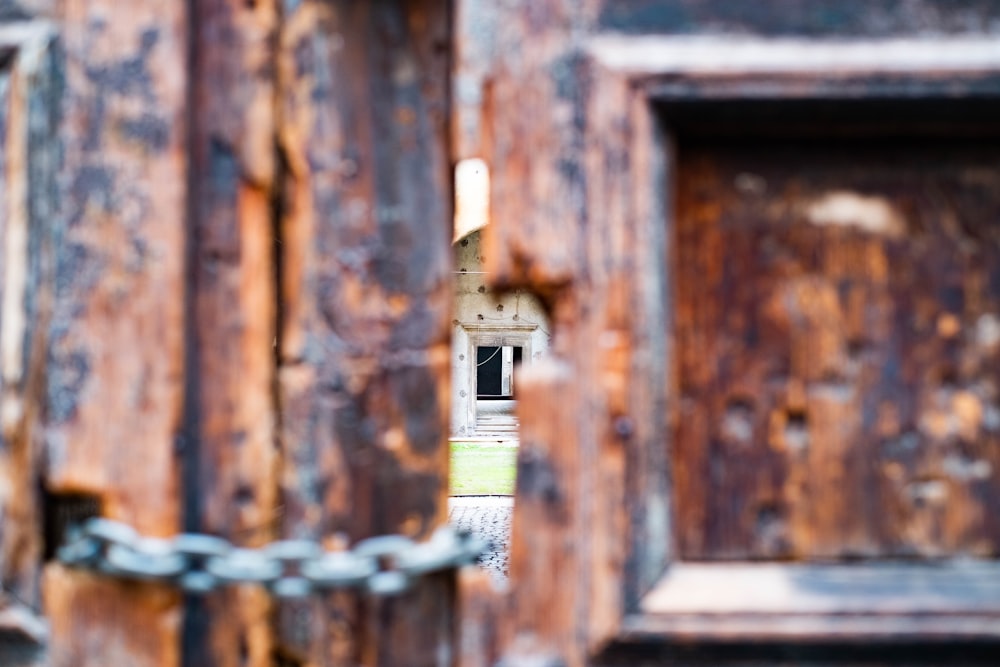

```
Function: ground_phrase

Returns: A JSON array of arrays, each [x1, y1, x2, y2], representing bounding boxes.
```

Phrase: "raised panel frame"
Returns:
[[0, 18, 59, 659], [589, 34, 1000, 649]]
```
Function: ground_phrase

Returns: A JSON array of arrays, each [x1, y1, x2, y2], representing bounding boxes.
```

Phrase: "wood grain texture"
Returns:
[[488, 3, 1000, 664], [641, 561, 1000, 615], [595, 0, 1000, 37], [483, 0, 606, 301], [183, 0, 279, 665], [673, 136, 1000, 561], [0, 22, 58, 618], [488, 3, 673, 664], [626, 562, 1000, 645], [277, 1, 454, 664], [457, 567, 508, 667], [43, 1, 189, 664], [485, 21, 593, 662], [487, 4, 613, 665], [188, 0, 278, 539], [510, 70, 666, 662], [507, 359, 581, 658], [620, 85, 673, 608], [45, 567, 180, 667], [45, 0, 187, 537]]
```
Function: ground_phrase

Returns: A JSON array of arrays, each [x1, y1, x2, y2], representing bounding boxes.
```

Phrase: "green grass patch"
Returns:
[[449, 441, 517, 495]]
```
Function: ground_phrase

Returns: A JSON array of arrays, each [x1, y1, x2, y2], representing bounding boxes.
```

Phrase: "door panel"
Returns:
[[43, 2, 189, 664], [44, 0, 188, 537], [183, 0, 280, 664], [276, 1, 454, 665], [0, 1, 456, 666], [673, 136, 1000, 561], [8, 0, 1000, 664], [484, 1, 1000, 665]]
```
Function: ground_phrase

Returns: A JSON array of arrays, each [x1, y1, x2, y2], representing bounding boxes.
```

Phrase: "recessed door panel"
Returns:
[[673, 136, 1000, 560]]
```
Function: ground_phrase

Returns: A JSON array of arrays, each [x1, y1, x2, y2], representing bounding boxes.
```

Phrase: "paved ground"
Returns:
[[448, 496, 513, 585]]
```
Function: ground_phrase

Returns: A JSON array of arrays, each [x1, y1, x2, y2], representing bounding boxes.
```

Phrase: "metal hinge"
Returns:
[[58, 518, 486, 597]]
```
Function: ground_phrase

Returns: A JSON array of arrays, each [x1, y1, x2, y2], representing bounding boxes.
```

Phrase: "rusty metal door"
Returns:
[[0, 1, 460, 666]]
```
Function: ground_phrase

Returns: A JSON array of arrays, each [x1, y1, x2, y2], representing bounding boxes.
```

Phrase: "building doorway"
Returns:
[[476, 345, 522, 399], [450, 229, 550, 439], [473, 344, 522, 435]]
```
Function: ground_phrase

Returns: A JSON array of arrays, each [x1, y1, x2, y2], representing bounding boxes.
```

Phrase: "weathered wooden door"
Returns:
[[480, 1, 1000, 665], [6, 0, 1000, 665], [0, 1, 459, 666]]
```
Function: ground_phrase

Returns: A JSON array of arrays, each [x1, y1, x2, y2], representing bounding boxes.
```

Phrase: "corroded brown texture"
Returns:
[[485, 1, 1000, 665], [483, 1, 599, 301], [278, 0, 452, 542], [46, 0, 187, 538], [596, 0, 1000, 36], [502, 74, 670, 667], [44, 1, 188, 664], [0, 23, 58, 617], [185, 0, 279, 664], [277, 1, 454, 664], [45, 567, 180, 667], [488, 3, 672, 664], [673, 136, 1000, 561], [508, 360, 581, 655], [457, 568, 507, 667], [189, 0, 277, 538], [620, 87, 672, 605]]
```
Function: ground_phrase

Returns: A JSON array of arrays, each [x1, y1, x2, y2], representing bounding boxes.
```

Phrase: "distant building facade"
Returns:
[[451, 230, 550, 438]]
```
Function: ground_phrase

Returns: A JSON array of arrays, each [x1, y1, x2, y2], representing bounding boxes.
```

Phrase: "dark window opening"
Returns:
[[477, 345, 523, 399]]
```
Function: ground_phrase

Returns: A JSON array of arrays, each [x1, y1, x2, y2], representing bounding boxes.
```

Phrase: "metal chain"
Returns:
[[58, 518, 486, 598]]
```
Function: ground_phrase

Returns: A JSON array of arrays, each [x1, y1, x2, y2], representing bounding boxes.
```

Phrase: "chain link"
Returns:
[[58, 518, 486, 597]]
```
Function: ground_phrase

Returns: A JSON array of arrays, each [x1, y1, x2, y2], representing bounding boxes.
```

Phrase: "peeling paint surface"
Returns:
[[674, 135, 1000, 560]]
